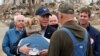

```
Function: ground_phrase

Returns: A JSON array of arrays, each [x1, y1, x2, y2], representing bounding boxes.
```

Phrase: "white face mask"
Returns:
[[29, 48, 39, 55]]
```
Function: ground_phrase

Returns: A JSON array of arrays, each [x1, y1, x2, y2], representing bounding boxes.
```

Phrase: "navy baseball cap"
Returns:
[[35, 6, 51, 16]]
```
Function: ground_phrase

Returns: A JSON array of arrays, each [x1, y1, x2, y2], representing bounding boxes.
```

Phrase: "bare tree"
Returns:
[[28, 0, 33, 16], [28, 0, 41, 16]]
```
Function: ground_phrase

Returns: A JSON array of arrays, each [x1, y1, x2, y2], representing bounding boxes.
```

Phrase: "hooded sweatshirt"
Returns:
[[48, 20, 93, 56]]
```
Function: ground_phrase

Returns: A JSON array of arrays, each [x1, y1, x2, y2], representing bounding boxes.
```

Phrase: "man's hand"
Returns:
[[39, 49, 48, 56], [19, 43, 31, 55]]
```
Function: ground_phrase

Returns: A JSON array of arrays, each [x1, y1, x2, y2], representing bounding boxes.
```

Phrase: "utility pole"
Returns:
[[92, 0, 94, 5], [54, 0, 57, 2], [28, 0, 41, 16], [33, 0, 41, 16]]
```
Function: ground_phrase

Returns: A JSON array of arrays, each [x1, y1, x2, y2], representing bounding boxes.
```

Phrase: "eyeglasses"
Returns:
[[41, 15, 50, 18]]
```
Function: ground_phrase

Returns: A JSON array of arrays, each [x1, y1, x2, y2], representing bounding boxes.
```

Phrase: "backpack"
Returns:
[[62, 27, 88, 56]]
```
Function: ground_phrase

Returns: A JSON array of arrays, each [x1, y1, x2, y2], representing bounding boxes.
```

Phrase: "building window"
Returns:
[[3, 0, 5, 3], [23, 0, 26, 3], [42, 0, 44, 2], [32, 0, 34, 4], [14, 0, 15, 4]]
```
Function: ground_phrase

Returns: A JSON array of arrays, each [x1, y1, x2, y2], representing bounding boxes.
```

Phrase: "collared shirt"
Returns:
[[40, 29, 46, 37], [40, 28, 50, 43]]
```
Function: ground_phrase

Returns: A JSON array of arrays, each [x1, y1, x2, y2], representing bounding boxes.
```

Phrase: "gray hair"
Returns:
[[14, 15, 25, 23]]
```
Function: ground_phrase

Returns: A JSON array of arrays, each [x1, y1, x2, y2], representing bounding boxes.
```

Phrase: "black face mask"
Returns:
[[50, 24, 58, 29]]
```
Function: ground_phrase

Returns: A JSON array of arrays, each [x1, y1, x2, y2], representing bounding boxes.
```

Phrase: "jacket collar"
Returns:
[[13, 27, 25, 33], [62, 20, 83, 30], [62, 20, 85, 39], [86, 23, 91, 31]]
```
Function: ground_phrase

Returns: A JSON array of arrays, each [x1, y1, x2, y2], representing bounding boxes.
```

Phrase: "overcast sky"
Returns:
[[0, 0, 3, 5]]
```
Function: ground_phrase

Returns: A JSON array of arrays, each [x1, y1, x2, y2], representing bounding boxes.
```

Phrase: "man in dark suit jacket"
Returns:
[[79, 7, 100, 56], [35, 6, 57, 39], [45, 25, 57, 39], [11, 6, 56, 56]]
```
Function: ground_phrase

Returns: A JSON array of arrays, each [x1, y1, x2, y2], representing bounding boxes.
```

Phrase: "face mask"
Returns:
[[50, 24, 58, 28]]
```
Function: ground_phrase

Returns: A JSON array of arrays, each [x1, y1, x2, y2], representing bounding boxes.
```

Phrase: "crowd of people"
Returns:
[[2, 2, 100, 56]]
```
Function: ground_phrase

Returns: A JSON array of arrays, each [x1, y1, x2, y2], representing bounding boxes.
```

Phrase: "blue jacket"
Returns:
[[19, 34, 49, 56], [2, 27, 26, 56], [20, 34, 49, 50], [86, 24, 100, 56]]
